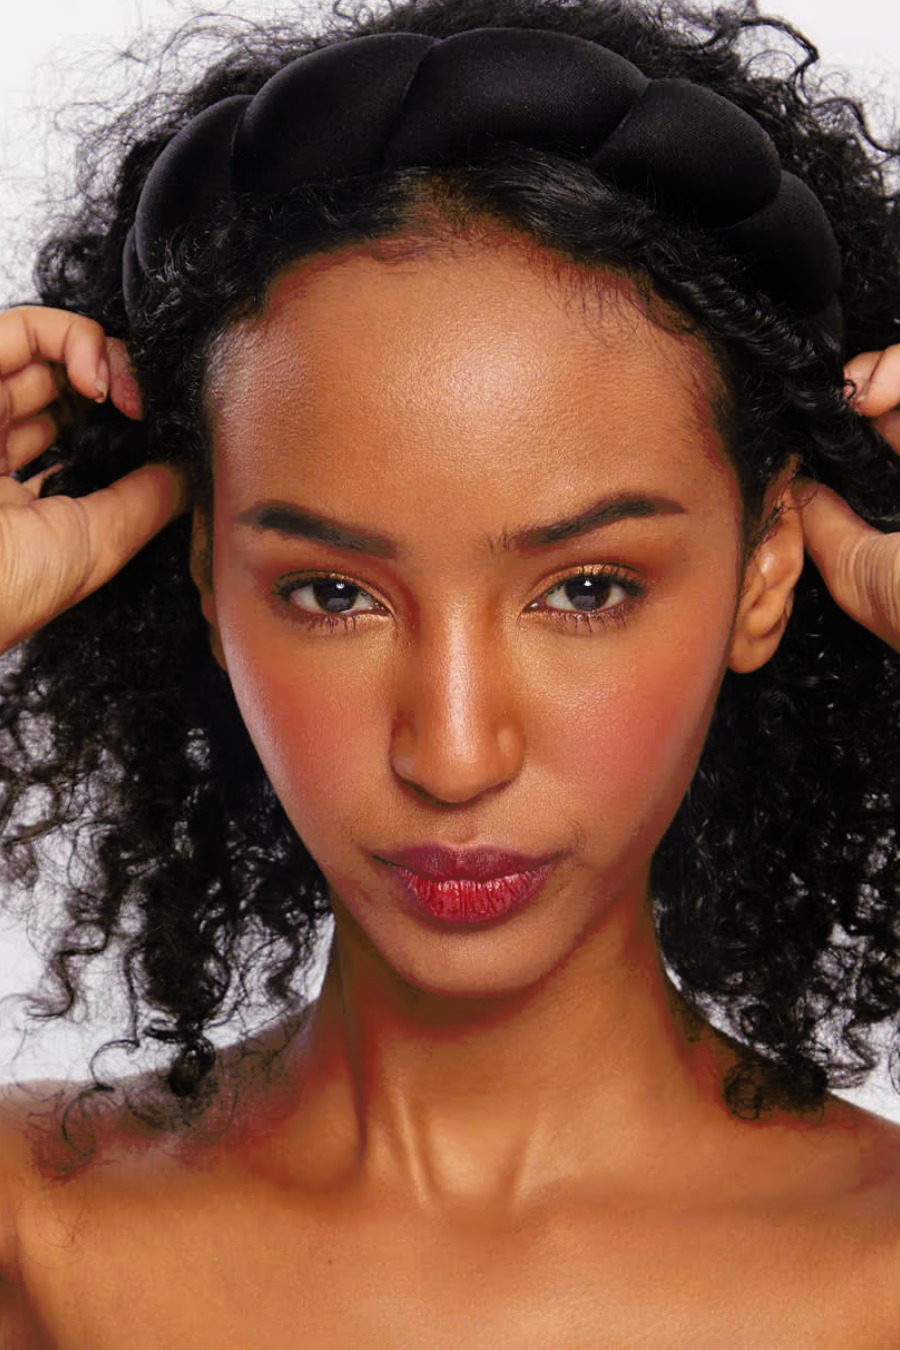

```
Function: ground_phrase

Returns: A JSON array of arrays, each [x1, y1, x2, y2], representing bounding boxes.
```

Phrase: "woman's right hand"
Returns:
[[0, 306, 191, 656]]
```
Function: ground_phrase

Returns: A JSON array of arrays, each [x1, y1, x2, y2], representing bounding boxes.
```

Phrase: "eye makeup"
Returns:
[[271, 563, 646, 636]]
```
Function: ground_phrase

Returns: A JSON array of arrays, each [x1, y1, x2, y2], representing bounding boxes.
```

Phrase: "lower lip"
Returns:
[[387, 862, 555, 925]]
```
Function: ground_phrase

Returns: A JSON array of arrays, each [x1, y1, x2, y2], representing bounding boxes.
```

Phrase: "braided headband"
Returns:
[[122, 28, 842, 340]]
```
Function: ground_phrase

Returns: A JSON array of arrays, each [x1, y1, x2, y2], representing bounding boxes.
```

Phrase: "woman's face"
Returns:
[[195, 237, 772, 998]]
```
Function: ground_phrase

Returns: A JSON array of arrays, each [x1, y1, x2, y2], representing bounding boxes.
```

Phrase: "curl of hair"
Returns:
[[3, 0, 900, 1172]]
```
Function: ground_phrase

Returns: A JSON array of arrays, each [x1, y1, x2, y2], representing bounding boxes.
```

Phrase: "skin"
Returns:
[[0, 309, 183, 652], [1, 241, 900, 1346], [190, 235, 808, 1196]]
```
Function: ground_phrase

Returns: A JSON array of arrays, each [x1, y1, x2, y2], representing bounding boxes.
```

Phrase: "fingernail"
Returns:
[[95, 358, 110, 403]]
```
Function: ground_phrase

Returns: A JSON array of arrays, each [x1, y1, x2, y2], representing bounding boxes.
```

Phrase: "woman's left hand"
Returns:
[[796, 344, 900, 653]]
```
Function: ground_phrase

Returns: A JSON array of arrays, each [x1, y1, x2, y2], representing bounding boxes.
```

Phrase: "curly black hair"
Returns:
[[3, 0, 900, 1173]]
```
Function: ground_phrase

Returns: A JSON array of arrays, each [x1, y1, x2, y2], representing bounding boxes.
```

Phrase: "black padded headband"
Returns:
[[122, 28, 842, 340]]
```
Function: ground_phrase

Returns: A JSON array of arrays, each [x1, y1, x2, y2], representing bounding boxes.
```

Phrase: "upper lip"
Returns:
[[373, 844, 558, 882]]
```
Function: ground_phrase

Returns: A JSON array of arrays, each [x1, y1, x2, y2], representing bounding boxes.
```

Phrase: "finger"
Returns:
[[874, 409, 900, 452], [0, 469, 40, 508], [0, 379, 10, 467], [844, 351, 882, 406], [3, 464, 66, 502], [0, 308, 109, 404], [0, 363, 58, 425], [74, 462, 193, 599], [28, 464, 64, 496], [795, 479, 900, 649], [3, 415, 59, 470], [844, 345, 900, 418]]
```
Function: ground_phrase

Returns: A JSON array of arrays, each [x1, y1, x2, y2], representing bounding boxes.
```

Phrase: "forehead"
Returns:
[[205, 238, 731, 510]]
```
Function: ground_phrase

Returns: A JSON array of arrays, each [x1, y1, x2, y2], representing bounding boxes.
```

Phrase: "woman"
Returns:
[[1, 0, 900, 1341]]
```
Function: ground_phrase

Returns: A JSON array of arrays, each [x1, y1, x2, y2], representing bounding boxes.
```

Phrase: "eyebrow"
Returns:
[[234, 492, 685, 559]]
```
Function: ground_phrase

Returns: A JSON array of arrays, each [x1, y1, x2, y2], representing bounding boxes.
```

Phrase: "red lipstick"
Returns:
[[374, 845, 559, 925]]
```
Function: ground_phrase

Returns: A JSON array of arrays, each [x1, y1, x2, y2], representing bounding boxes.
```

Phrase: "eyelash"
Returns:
[[272, 566, 646, 635]]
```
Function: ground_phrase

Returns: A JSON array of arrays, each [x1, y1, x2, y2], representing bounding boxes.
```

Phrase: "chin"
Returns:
[[326, 868, 606, 1005]]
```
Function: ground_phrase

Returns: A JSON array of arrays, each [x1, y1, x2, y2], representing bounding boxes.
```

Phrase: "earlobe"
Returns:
[[189, 509, 228, 672], [728, 471, 805, 675], [106, 338, 144, 420]]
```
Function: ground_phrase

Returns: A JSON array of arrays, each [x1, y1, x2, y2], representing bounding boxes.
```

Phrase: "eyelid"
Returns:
[[530, 562, 641, 601], [273, 563, 647, 628], [274, 569, 387, 612]]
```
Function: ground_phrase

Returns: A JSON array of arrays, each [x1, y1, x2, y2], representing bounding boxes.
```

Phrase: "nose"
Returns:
[[389, 618, 526, 806]]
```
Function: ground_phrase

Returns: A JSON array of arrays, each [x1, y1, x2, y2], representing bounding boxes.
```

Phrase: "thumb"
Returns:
[[796, 479, 900, 651]]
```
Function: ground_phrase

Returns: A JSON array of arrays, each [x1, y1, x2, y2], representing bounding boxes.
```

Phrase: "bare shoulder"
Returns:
[[820, 1093, 900, 1188], [812, 1095, 900, 1324], [0, 1065, 206, 1350], [0, 1080, 48, 1270], [0, 1077, 76, 1349], [0, 1064, 191, 1256]]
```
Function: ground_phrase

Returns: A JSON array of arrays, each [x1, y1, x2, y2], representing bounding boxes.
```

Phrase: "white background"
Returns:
[[1, 1, 899, 1119]]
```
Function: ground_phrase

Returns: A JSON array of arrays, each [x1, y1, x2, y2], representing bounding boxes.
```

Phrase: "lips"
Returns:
[[387, 862, 556, 925], [373, 843, 561, 926], [373, 843, 557, 882]]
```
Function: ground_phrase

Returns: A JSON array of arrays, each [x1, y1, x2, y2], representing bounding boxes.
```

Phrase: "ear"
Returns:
[[189, 508, 228, 672], [728, 465, 805, 674], [105, 338, 144, 420]]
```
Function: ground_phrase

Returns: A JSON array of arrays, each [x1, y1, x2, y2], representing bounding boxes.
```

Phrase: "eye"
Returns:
[[529, 567, 644, 630], [273, 573, 384, 631], [273, 566, 645, 635]]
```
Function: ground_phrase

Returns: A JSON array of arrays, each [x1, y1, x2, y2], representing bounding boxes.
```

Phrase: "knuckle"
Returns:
[[860, 540, 900, 635]]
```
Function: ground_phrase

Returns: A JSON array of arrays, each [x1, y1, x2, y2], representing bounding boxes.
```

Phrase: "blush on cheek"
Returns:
[[223, 648, 371, 843], [574, 630, 729, 865], [642, 662, 724, 811]]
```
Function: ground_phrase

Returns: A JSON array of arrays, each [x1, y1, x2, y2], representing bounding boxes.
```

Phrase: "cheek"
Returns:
[[540, 599, 734, 858], [604, 653, 721, 814], [213, 550, 737, 881], [219, 623, 390, 850]]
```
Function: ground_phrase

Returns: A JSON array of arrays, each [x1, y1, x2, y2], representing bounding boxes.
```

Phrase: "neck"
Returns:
[[291, 885, 732, 1213]]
